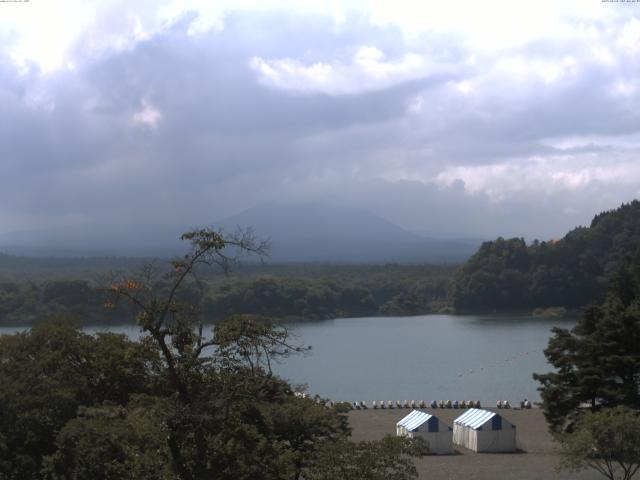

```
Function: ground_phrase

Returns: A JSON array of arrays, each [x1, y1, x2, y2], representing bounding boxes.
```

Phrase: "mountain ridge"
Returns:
[[218, 202, 477, 263], [0, 202, 479, 262]]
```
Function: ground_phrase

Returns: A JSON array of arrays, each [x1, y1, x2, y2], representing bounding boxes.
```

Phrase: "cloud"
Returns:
[[132, 99, 162, 128], [617, 17, 640, 55], [0, 2, 640, 248], [250, 45, 459, 95], [434, 155, 640, 200]]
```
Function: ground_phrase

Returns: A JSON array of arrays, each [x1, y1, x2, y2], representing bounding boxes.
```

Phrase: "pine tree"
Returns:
[[534, 254, 640, 433]]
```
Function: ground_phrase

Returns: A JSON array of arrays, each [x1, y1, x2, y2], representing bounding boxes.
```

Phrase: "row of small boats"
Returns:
[[344, 400, 482, 410], [326, 399, 533, 410]]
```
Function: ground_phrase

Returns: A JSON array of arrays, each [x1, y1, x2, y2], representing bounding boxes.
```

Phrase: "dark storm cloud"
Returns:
[[1, 6, 640, 246], [0, 12, 450, 238]]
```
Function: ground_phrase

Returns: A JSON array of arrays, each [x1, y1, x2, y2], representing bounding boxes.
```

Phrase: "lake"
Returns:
[[0, 314, 573, 405]]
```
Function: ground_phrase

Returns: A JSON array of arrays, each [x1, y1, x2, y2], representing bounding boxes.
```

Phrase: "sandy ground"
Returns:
[[348, 408, 601, 480]]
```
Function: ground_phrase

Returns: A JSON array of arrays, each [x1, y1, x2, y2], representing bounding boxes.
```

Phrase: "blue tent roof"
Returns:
[[397, 410, 433, 432], [454, 409, 498, 430]]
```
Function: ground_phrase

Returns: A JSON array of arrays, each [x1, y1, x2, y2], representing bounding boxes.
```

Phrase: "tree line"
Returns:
[[0, 265, 454, 327], [450, 200, 640, 312], [5, 200, 640, 325]]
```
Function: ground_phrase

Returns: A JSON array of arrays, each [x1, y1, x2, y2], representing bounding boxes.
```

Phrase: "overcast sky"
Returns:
[[1, 0, 640, 244]]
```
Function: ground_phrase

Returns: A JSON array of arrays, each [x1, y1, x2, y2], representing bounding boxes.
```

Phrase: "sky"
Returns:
[[1, 0, 640, 247]]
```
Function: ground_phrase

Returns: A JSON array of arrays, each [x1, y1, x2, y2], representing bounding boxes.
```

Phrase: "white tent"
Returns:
[[453, 408, 516, 452], [396, 410, 453, 454]]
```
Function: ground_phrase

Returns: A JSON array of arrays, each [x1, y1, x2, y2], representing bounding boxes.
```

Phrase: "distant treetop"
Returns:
[[450, 200, 640, 312]]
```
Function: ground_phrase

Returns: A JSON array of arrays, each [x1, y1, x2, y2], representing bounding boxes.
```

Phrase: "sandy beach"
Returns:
[[348, 408, 601, 480]]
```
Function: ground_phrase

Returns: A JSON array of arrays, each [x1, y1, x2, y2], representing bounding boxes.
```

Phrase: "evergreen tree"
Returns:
[[451, 200, 640, 311], [534, 255, 640, 432]]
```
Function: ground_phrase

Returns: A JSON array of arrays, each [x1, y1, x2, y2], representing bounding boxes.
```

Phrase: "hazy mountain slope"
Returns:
[[0, 203, 478, 262], [219, 203, 477, 263]]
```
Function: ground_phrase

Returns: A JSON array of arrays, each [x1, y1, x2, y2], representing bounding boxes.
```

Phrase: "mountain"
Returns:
[[0, 203, 478, 262], [450, 200, 640, 311], [218, 203, 478, 263]]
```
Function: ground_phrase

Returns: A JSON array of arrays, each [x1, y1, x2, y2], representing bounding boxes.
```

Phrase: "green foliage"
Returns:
[[306, 435, 429, 480], [0, 318, 157, 479], [534, 258, 640, 433], [451, 201, 640, 311], [0, 316, 366, 480], [203, 264, 453, 320], [558, 406, 640, 480], [44, 402, 173, 480], [203, 276, 377, 320], [0, 263, 456, 326], [0, 279, 136, 326]]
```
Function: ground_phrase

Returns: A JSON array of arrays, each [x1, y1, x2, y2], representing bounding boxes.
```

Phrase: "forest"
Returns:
[[4, 201, 640, 326], [449, 201, 640, 312], [0, 261, 454, 326]]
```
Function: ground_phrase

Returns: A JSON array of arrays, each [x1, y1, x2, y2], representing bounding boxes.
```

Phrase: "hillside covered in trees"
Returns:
[[450, 201, 640, 312], [4, 201, 640, 325], [0, 264, 454, 326]]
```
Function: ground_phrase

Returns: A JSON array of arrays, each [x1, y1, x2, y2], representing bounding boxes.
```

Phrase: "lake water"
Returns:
[[0, 314, 573, 405]]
